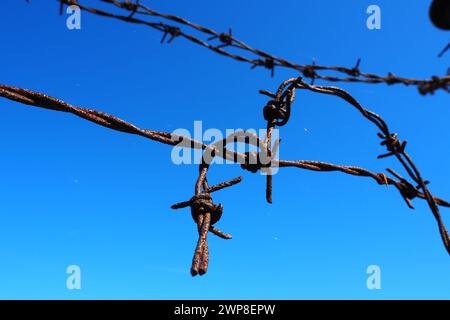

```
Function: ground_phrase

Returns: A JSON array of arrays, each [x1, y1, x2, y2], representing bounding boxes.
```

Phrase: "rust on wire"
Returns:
[[1, 79, 449, 275], [5, 0, 450, 275], [54, 0, 450, 95]]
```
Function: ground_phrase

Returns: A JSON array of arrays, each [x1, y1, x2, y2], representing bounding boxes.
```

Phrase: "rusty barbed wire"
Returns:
[[1, 81, 449, 275], [51, 0, 450, 95], [260, 77, 450, 255], [7, 0, 450, 275], [171, 163, 242, 276]]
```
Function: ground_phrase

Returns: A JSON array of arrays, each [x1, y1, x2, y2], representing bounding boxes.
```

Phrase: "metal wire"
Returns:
[[7, 0, 450, 275], [1, 80, 449, 275], [53, 0, 450, 95]]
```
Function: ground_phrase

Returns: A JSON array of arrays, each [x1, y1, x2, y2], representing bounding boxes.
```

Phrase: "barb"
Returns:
[[171, 161, 242, 276], [53, 0, 450, 95], [262, 77, 450, 254], [1, 81, 449, 276], [438, 42, 450, 58]]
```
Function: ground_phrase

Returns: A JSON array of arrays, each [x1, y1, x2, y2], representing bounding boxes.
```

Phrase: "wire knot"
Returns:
[[207, 28, 233, 48], [418, 76, 448, 95], [386, 168, 420, 209], [394, 177, 420, 209], [240, 151, 271, 173], [386, 72, 398, 85], [189, 193, 223, 225], [263, 100, 288, 126], [251, 58, 275, 77], [302, 65, 317, 80], [378, 132, 407, 158], [349, 58, 362, 77], [376, 173, 389, 186], [122, 0, 140, 11], [170, 175, 242, 276], [218, 32, 232, 44], [161, 26, 181, 43], [397, 180, 419, 201]]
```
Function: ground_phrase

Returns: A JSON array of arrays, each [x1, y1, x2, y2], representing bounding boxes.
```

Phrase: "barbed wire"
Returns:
[[1, 81, 449, 275], [8, 0, 450, 275], [51, 0, 450, 95]]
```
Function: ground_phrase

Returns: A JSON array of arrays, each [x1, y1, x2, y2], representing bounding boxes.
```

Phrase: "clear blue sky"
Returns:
[[0, 0, 449, 299]]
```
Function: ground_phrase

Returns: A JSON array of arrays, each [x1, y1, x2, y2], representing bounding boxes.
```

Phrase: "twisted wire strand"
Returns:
[[262, 77, 450, 253], [54, 0, 450, 95], [1, 81, 449, 275], [7, 0, 449, 276]]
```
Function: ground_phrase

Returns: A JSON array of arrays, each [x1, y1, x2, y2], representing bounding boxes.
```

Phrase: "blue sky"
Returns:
[[0, 0, 449, 299]]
